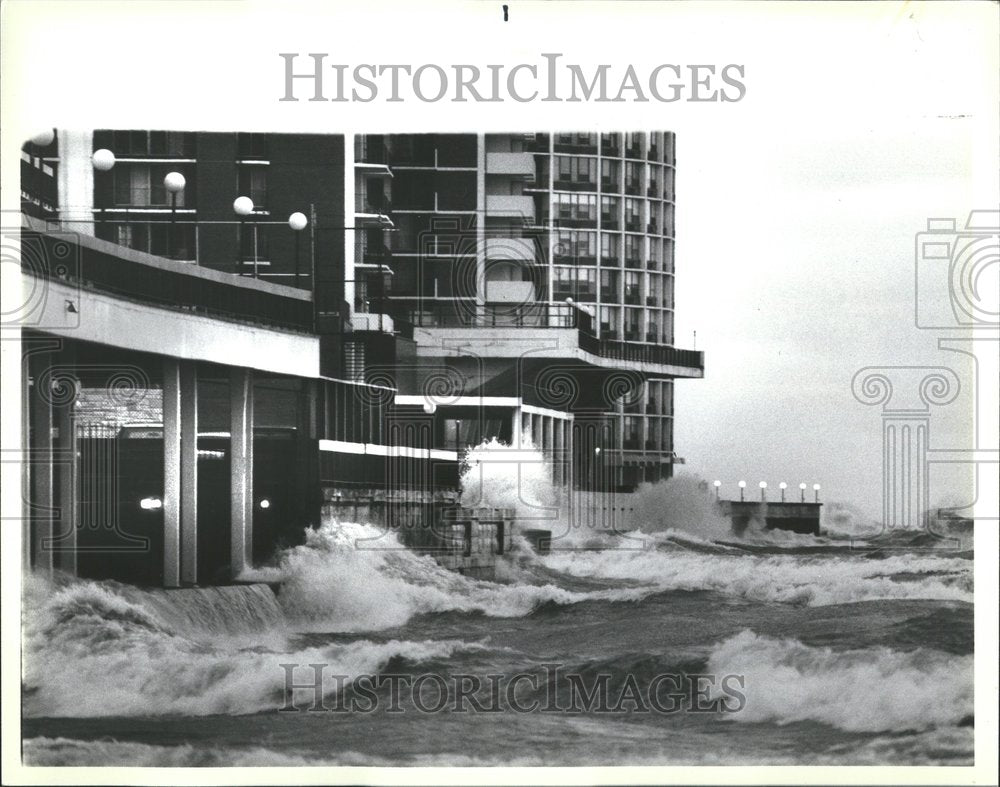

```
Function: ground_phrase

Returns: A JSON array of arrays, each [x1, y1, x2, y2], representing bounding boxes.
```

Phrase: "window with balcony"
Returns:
[[600, 232, 620, 264], [646, 274, 662, 306], [624, 161, 643, 195], [646, 313, 659, 344], [647, 418, 661, 450], [624, 234, 642, 267], [625, 132, 643, 159], [600, 196, 620, 229], [663, 239, 675, 273], [624, 271, 641, 305], [663, 167, 675, 202], [600, 269, 619, 302], [647, 237, 662, 271], [554, 193, 596, 225], [600, 133, 621, 156], [600, 306, 620, 340], [624, 199, 642, 232], [555, 156, 596, 188], [600, 159, 620, 192], [624, 308, 641, 341], [553, 230, 597, 264], [648, 201, 661, 235], [553, 267, 596, 302]]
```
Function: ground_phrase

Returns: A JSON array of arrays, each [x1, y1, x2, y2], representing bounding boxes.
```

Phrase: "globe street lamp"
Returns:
[[738, 480, 746, 502], [799, 482, 807, 503], [92, 148, 116, 172], [713, 479, 722, 500], [233, 196, 254, 276], [813, 483, 821, 504], [288, 212, 308, 284], [163, 172, 186, 259], [30, 129, 56, 147], [759, 481, 767, 502], [779, 481, 787, 503]]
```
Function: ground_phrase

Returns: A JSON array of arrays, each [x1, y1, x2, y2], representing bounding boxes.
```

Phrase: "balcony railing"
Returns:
[[576, 332, 704, 370], [409, 302, 586, 329]]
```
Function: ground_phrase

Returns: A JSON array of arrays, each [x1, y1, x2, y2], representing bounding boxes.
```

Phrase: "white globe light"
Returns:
[[259, 498, 271, 510], [92, 148, 116, 171], [594, 447, 602, 455], [163, 171, 186, 193], [813, 484, 821, 491], [779, 482, 787, 490], [288, 212, 308, 231], [713, 480, 722, 487], [233, 196, 255, 216], [799, 483, 807, 490], [31, 129, 55, 147], [565, 297, 574, 305], [738, 480, 746, 488], [759, 481, 767, 489]]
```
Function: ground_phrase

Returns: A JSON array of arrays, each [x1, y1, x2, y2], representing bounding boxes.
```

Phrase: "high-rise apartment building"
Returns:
[[21, 129, 702, 492]]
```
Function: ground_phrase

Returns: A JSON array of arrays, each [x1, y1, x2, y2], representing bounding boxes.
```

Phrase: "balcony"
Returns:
[[485, 280, 535, 303], [486, 152, 534, 176], [484, 236, 536, 261], [486, 194, 535, 222], [355, 194, 394, 227]]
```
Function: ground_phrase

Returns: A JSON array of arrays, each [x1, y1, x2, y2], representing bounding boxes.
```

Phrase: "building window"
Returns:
[[600, 269, 619, 303], [600, 306, 620, 340], [113, 164, 190, 207], [554, 156, 597, 188], [624, 198, 642, 232], [109, 130, 193, 157], [624, 234, 642, 267], [624, 308, 641, 341], [623, 416, 641, 449], [624, 271, 641, 305], [554, 193, 596, 225], [601, 159, 620, 192], [600, 196, 620, 229], [238, 166, 267, 210], [600, 232, 620, 263], [600, 133, 621, 155], [237, 133, 269, 160], [553, 230, 596, 264]]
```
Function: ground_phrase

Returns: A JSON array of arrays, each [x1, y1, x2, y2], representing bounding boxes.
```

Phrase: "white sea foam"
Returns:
[[539, 546, 973, 606], [706, 630, 974, 732]]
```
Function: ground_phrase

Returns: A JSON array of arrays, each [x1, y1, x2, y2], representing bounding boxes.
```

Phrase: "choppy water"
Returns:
[[21, 447, 975, 767]]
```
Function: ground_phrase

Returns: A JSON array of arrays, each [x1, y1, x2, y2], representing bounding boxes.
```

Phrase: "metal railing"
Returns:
[[576, 331, 704, 370]]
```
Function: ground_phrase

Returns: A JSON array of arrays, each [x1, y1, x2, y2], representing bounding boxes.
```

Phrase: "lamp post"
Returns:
[[759, 481, 767, 502], [813, 483, 821, 504], [233, 196, 254, 276], [738, 480, 746, 502], [779, 481, 787, 503], [164, 172, 186, 259], [288, 212, 308, 285], [799, 483, 807, 503], [713, 479, 721, 500], [92, 149, 116, 237]]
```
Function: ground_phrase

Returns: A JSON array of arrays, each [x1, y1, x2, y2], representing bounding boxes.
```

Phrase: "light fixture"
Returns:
[[594, 446, 602, 455], [31, 129, 55, 147], [779, 481, 787, 502], [233, 196, 254, 216], [163, 173, 186, 259], [759, 480, 767, 501], [233, 196, 255, 276], [92, 148, 116, 171], [813, 483, 821, 503], [799, 482, 807, 502], [738, 479, 746, 501], [259, 498, 271, 510], [713, 479, 721, 499], [163, 172, 186, 194], [288, 212, 308, 282], [139, 497, 163, 510]]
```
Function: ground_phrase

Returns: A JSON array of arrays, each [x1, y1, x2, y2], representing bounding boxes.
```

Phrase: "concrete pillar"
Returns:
[[511, 410, 521, 448], [230, 368, 254, 579], [162, 360, 181, 588], [54, 395, 77, 575], [553, 418, 565, 486], [180, 362, 199, 585], [28, 351, 55, 575], [57, 130, 95, 235]]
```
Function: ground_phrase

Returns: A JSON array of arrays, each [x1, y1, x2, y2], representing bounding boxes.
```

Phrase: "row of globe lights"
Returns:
[[91, 148, 309, 280], [713, 479, 821, 503]]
